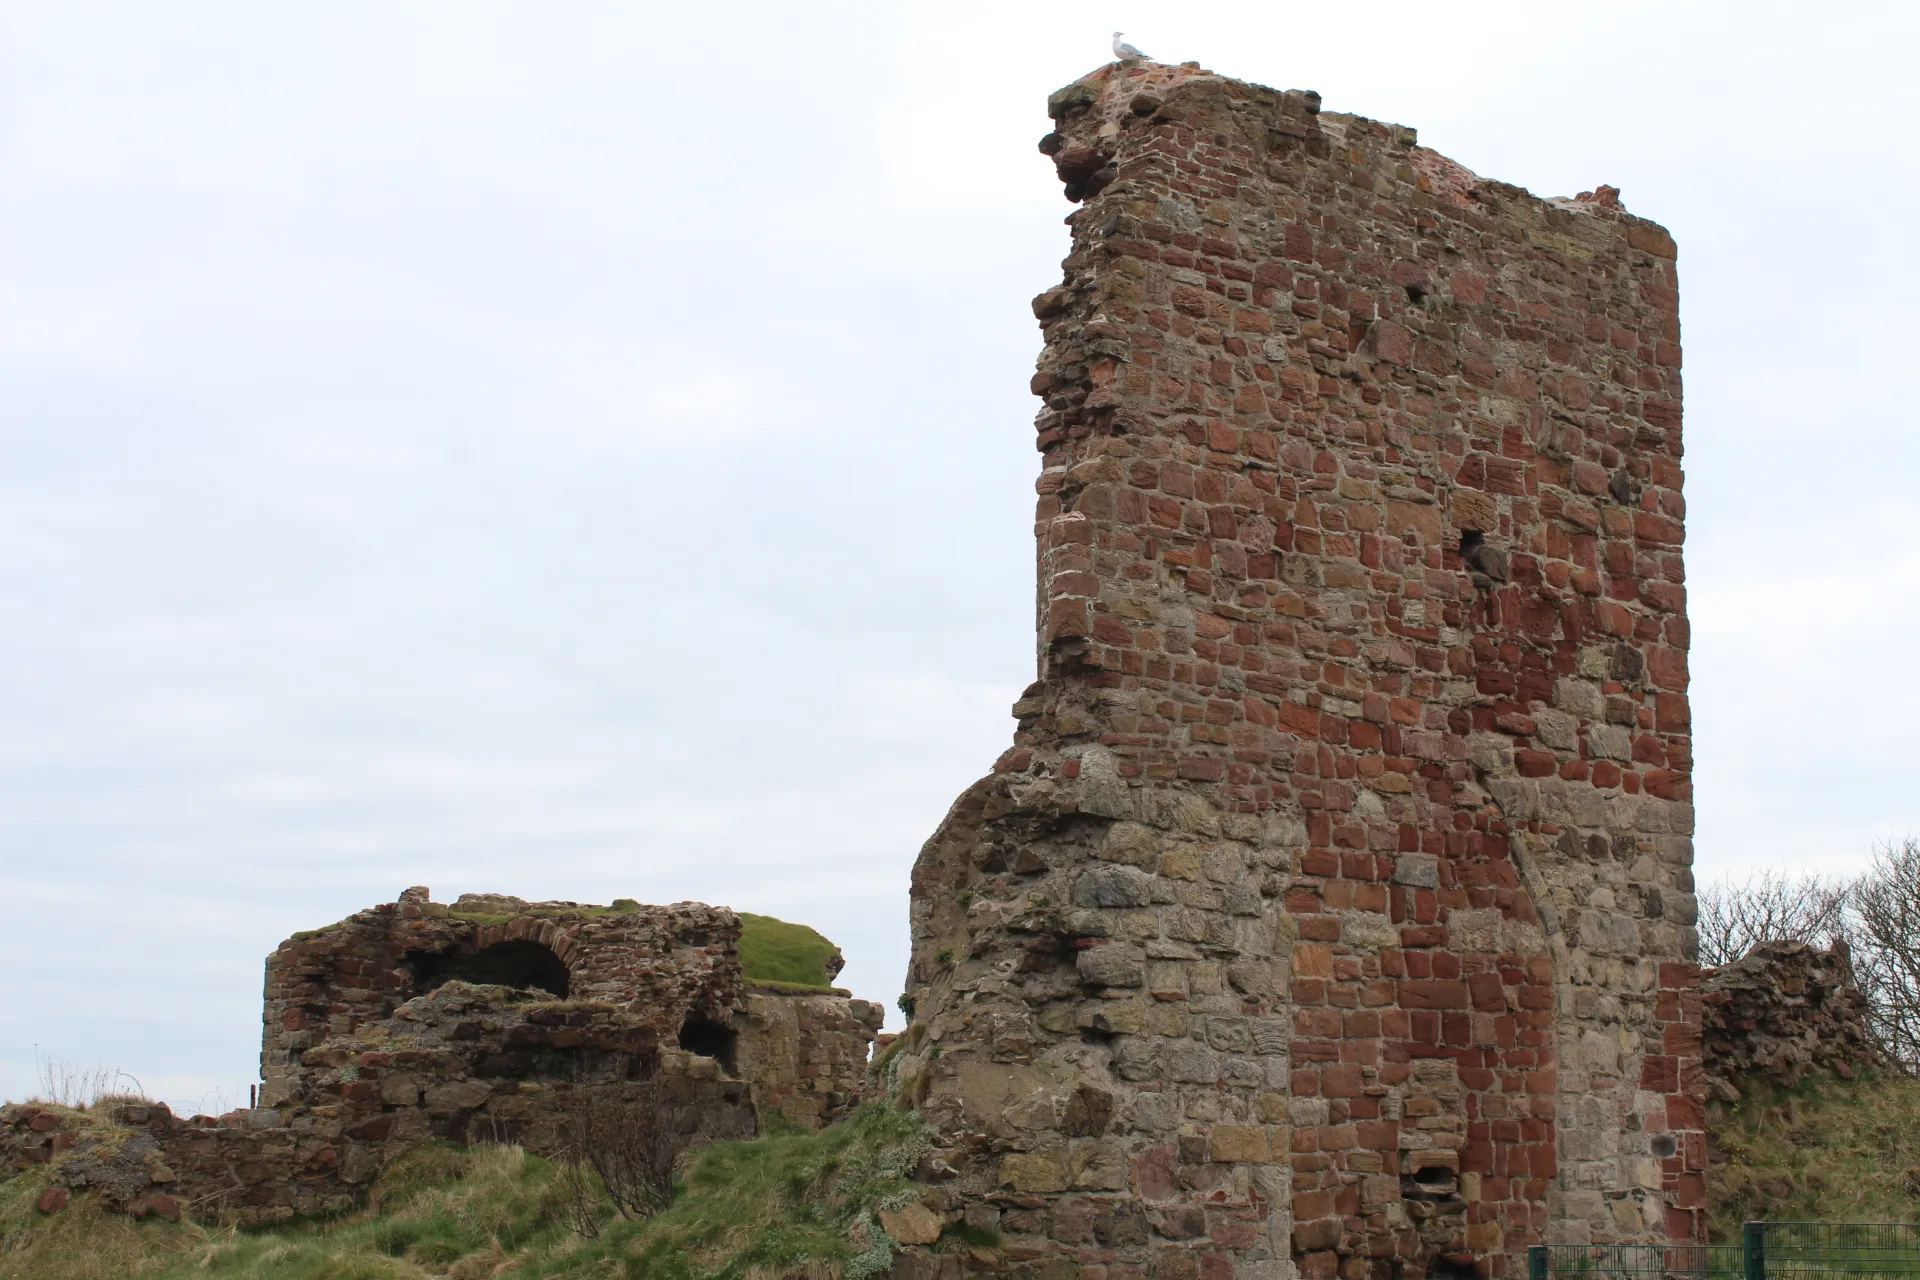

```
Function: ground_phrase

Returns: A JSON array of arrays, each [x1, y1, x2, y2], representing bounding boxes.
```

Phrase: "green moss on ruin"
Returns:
[[446, 910, 514, 927], [736, 914, 841, 991]]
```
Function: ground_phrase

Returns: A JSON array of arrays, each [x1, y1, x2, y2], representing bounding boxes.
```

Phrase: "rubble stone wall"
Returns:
[[1, 986, 755, 1225], [1701, 942, 1881, 1097], [896, 58, 1699, 1280], [261, 888, 742, 1108], [739, 988, 888, 1129], [6, 890, 882, 1225]]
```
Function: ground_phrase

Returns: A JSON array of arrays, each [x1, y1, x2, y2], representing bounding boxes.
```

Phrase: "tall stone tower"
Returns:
[[894, 59, 1699, 1280]]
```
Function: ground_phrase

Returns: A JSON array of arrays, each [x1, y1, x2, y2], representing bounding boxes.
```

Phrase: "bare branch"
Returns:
[[1695, 870, 1853, 969], [557, 1078, 692, 1232]]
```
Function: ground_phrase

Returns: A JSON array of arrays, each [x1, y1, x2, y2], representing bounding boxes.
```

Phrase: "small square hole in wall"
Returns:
[[1651, 1134, 1678, 1159]]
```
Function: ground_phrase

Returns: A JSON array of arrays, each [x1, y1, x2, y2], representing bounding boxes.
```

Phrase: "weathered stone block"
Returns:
[[1077, 942, 1146, 988]]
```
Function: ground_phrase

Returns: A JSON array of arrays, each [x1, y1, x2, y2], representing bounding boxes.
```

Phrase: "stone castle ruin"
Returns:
[[4, 890, 882, 1224], [4, 53, 1718, 1280], [890, 57, 1698, 1280]]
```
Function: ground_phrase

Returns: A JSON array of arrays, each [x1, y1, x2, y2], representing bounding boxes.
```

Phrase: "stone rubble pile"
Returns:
[[1700, 940, 1882, 1100]]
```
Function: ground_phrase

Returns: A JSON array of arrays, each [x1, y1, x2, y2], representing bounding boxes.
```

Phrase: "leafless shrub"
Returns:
[[1696, 870, 1853, 969], [1850, 838, 1920, 1071], [557, 1079, 691, 1235], [1699, 842, 1920, 1073]]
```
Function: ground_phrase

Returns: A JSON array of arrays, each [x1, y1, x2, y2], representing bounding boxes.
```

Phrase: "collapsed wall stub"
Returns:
[[896, 59, 1699, 1280], [261, 888, 743, 1110], [264, 888, 884, 1137]]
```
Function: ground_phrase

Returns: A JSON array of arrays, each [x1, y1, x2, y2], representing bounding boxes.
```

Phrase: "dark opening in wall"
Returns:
[[678, 1015, 738, 1076], [408, 940, 570, 998], [1457, 530, 1509, 584]]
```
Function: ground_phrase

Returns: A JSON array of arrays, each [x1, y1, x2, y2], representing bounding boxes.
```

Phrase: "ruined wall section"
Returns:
[[898, 61, 1698, 1280], [7, 891, 884, 1225], [2, 985, 756, 1225], [261, 889, 741, 1107], [1701, 943, 1881, 1095], [738, 989, 888, 1129]]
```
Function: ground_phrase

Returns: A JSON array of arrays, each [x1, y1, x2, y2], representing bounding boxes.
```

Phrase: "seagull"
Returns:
[[1112, 31, 1150, 61]]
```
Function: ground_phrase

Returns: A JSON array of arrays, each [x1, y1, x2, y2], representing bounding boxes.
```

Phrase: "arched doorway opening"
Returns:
[[678, 1015, 738, 1076]]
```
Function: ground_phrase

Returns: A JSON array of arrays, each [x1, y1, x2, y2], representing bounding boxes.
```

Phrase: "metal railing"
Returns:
[[1743, 1223, 1920, 1279], [1527, 1241, 1745, 1280], [1529, 1226, 1920, 1280]]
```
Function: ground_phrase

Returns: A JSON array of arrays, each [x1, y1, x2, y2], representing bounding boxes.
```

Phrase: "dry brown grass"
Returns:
[[1708, 1070, 1920, 1238]]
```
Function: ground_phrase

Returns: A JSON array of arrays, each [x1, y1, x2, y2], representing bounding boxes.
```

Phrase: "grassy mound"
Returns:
[[1707, 1070, 1920, 1237], [0, 1103, 933, 1279], [737, 913, 842, 991]]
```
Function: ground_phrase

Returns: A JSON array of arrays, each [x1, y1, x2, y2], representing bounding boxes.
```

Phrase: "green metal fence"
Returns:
[[1527, 1241, 1745, 1280], [1742, 1223, 1920, 1279], [1529, 1225, 1920, 1280]]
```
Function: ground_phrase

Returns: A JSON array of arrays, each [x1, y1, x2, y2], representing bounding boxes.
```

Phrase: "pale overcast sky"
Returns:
[[3, 1, 1916, 1112]]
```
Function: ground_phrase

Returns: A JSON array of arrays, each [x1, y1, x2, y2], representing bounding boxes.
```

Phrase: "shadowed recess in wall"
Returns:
[[408, 939, 571, 998]]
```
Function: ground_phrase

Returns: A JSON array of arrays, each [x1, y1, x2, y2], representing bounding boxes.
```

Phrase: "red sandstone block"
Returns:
[[1647, 645, 1689, 690], [1356, 1121, 1397, 1150], [1595, 601, 1635, 637], [1299, 917, 1341, 942], [1178, 756, 1225, 781], [1635, 510, 1684, 545], [1300, 850, 1338, 878], [1321, 1064, 1364, 1097], [1668, 1095, 1704, 1131], [1514, 751, 1556, 778], [1047, 597, 1091, 641], [1658, 962, 1699, 989], [1400, 980, 1469, 1009]]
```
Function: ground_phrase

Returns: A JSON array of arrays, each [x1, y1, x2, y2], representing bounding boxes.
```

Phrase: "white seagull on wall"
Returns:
[[1112, 32, 1150, 61]]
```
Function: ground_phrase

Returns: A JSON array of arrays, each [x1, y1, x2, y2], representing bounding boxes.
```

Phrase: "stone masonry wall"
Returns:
[[261, 888, 742, 1107], [894, 58, 1698, 1280], [1, 985, 755, 1225], [739, 989, 889, 1129], [4, 889, 883, 1225]]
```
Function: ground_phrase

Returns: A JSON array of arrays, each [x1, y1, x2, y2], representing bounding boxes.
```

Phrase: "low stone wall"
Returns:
[[1700, 941, 1881, 1099], [2, 981, 757, 1225]]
